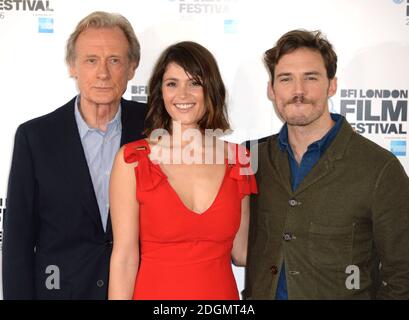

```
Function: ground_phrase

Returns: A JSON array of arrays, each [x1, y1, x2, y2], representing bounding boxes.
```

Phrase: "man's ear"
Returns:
[[267, 81, 275, 101], [328, 76, 337, 98]]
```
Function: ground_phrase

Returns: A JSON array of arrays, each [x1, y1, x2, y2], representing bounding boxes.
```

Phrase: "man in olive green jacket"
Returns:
[[245, 29, 409, 299]]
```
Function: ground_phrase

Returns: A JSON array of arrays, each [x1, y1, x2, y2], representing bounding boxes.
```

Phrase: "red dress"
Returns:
[[123, 139, 257, 300]]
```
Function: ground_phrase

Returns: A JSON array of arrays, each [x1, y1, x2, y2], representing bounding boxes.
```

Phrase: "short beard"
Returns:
[[280, 95, 323, 126], [286, 115, 320, 127]]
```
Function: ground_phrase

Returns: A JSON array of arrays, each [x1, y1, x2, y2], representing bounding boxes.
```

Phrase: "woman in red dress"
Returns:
[[108, 41, 257, 300]]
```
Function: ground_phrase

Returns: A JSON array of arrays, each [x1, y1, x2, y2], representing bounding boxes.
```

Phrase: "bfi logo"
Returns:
[[131, 85, 148, 103]]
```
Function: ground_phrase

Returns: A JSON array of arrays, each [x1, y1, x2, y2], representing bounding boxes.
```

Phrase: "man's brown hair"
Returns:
[[264, 29, 337, 84]]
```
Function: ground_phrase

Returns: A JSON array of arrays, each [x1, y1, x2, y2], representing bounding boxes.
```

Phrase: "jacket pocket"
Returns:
[[308, 222, 355, 270]]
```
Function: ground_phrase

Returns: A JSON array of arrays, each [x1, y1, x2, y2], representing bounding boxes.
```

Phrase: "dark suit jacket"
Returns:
[[2, 97, 146, 299]]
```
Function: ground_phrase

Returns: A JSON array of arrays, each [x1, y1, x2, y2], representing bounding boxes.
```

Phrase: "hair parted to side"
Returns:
[[264, 29, 337, 83], [144, 41, 230, 136], [65, 11, 140, 66]]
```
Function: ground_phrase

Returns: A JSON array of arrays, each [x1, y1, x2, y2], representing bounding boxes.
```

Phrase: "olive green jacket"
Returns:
[[245, 119, 409, 299]]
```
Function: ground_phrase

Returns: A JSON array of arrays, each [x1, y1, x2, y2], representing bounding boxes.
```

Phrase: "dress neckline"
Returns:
[[140, 139, 230, 216]]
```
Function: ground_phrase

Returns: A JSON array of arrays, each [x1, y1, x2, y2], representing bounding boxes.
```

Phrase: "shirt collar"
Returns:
[[278, 122, 290, 152], [74, 95, 122, 139], [278, 113, 343, 153]]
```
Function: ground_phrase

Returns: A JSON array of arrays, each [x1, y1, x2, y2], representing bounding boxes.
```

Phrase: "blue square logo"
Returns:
[[38, 17, 54, 33], [224, 20, 238, 34], [390, 140, 406, 157]]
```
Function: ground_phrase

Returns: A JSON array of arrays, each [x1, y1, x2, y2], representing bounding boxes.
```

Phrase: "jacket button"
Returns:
[[97, 280, 104, 287], [105, 240, 113, 246], [289, 270, 300, 275], [283, 233, 293, 241], [288, 198, 299, 207], [270, 265, 278, 275]]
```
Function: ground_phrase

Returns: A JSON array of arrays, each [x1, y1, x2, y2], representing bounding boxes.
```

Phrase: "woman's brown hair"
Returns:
[[144, 41, 230, 136], [264, 29, 337, 84]]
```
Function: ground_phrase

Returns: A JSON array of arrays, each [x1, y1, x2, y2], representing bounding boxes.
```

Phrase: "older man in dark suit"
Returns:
[[2, 11, 146, 299]]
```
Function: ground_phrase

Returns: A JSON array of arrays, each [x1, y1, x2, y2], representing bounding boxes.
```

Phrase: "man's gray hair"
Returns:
[[65, 11, 140, 66]]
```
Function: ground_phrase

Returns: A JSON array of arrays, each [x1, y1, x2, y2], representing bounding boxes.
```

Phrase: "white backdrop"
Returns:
[[1, 0, 408, 299]]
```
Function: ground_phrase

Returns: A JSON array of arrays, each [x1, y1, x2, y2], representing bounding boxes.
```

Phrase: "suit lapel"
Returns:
[[119, 98, 146, 146], [56, 99, 104, 234]]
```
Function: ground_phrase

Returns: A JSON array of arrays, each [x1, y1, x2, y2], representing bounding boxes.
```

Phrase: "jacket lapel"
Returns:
[[119, 98, 146, 145], [56, 99, 104, 234], [267, 136, 293, 195], [293, 155, 332, 195], [267, 118, 354, 196], [294, 119, 353, 195]]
